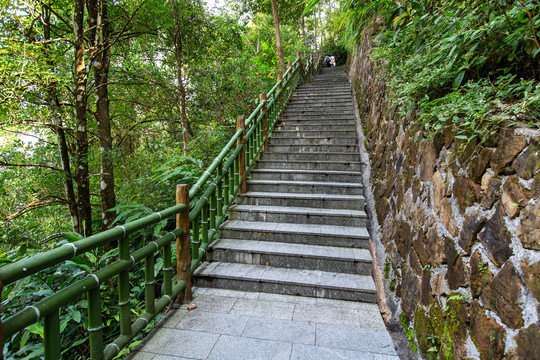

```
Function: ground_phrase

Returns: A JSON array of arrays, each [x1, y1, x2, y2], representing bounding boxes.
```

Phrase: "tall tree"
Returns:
[[236, 0, 307, 73], [42, 3, 80, 232], [73, 0, 93, 236], [87, 0, 117, 231], [169, 0, 210, 154], [171, 0, 194, 154], [270, 0, 286, 73]]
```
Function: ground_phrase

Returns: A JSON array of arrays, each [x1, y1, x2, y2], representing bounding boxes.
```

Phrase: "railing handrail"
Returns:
[[0, 204, 185, 286], [0, 52, 322, 360]]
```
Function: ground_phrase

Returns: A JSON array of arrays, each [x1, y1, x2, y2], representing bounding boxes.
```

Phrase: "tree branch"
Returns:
[[0, 159, 68, 174], [4, 197, 66, 222], [517, 0, 540, 49], [39, 232, 70, 245]]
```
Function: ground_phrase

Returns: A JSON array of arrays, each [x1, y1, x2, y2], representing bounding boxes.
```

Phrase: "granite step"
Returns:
[[219, 220, 370, 248], [269, 137, 358, 146], [246, 180, 363, 195], [285, 110, 354, 116], [206, 239, 372, 274], [271, 129, 357, 138], [237, 192, 365, 210], [249, 168, 362, 182], [254, 159, 361, 171], [275, 124, 357, 131], [228, 204, 367, 227], [288, 97, 352, 103], [260, 151, 360, 162], [286, 104, 354, 111], [288, 98, 352, 105], [268, 144, 359, 153], [282, 115, 355, 121], [193, 262, 377, 302], [293, 87, 350, 94]]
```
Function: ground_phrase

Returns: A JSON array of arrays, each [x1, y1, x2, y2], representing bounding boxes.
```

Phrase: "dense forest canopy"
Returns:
[[0, 0, 339, 357], [0, 0, 335, 253]]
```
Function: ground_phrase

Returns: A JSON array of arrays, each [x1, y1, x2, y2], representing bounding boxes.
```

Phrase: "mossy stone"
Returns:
[[414, 302, 445, 360], [440, 295, 469, 359]]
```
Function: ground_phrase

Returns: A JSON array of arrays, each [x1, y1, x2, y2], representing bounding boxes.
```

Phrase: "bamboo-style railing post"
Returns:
[[44, 310, 61, 359], [118, 225, 131, 337], [88, 288, 104, 360], [217, 160, 224, 218], [192, 216, 200, 260], [297, 51, 304, 84], [289, 59, 294, 101], [237, 115, 247, 193], [176, 184, 191, 302], [277, 75, 283, 121], [260, 94, 268, 152], [163, 242, 172, 296], [145, 252, 155, 314]]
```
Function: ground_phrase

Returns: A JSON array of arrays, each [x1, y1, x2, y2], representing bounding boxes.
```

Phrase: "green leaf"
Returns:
[[453, 70, 466, 90], [19, 330, 30, 350], [67, 307, 82, 323], [64, 232, 84, 242], [26, 322, 44, 338]]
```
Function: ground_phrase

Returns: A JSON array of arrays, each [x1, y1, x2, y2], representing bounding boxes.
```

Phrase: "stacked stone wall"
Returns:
[[348, 31, 539, 359]]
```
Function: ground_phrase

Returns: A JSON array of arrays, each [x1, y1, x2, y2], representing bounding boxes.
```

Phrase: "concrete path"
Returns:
[[127, 287, 398, 360]]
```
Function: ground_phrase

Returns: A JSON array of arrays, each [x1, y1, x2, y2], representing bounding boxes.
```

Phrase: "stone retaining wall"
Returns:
[[348, 30, 539, 359]]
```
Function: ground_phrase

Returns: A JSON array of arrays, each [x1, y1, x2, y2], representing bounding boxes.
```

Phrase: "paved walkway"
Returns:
[[127, 287, 398, 360]]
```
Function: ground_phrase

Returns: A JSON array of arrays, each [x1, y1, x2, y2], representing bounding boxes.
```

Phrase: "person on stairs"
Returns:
[[325, 55, 331, 67]]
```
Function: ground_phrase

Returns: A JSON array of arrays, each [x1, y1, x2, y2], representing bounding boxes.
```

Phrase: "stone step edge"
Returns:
[[270, 144, 357, 148], [271, 134, 358, 138], [249, 169, 362, 176], [193, 262, 376, 293], [238, 192, 365, 201], [272, 128, 356, 134], [246, 179, 363, 188], [256, 160, 360, 166], [220, 220, 370, 240], [261, 151, 359, 156], [229, 204, 367, 219], [208, 238, 372, 263]]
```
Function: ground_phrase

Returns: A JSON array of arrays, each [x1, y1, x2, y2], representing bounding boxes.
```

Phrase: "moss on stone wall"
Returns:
[[349, 27, 540, 360]]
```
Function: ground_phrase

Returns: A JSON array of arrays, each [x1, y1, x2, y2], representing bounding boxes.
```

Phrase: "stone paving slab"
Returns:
[[126, 287, 398, 360]]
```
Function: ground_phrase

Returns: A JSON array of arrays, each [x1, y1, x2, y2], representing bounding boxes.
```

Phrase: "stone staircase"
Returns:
[[194, 66, 376, 303]]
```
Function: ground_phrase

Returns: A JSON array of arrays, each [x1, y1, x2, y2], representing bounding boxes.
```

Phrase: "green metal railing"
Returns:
[[0, 53, 322, 360]]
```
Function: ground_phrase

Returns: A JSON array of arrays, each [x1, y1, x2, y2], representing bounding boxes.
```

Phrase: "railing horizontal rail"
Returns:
[[0, 52, 322, 359], [0, 204, 185, 286]]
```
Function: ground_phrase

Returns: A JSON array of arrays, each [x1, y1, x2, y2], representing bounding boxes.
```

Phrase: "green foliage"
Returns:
[[0, 0, 323, 357], [330, 0, 540, 142], [384, 258, 391, 279], [320, 37, 347, 65], [389, 278, 396, 292], [400, 313, 418, 352]]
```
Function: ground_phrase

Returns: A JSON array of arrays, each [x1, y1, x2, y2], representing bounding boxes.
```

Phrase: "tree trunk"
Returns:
[[43, 5, 80, 233], [172, 0, 194, 155], [88, 0, 117, 231], [270, 0, 286, 74], [314, 6, 318, 51], [256, 15, 260, 54], [74, 0, 92, 237]]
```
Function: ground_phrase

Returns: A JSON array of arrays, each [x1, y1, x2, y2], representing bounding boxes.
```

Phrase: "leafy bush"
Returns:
[[321, 37, 348, 66], [341, 0, 540, 141]]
